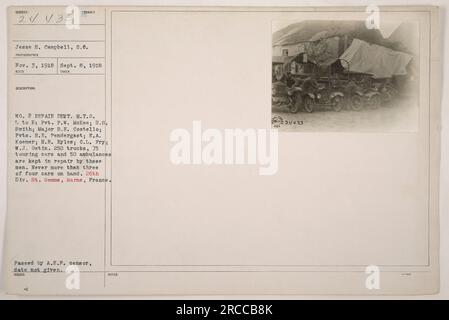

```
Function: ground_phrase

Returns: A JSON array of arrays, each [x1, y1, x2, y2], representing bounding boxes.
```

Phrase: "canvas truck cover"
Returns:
[[340, 38, 413, 78]]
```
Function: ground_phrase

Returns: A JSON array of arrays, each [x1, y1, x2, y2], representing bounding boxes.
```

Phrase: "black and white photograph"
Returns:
[[272, 20, 419, 131]]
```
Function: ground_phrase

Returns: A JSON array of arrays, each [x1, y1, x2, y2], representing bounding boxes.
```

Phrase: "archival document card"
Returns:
[[4, 6, 441, 295]]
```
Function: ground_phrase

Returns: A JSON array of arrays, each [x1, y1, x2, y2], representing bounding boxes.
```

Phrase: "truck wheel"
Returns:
[[290, 94, 302, 113], [303, 96, 314, 113], [351, 95, 363, 111], [332, 96, 344, 112], [369, 95, 381, 108]]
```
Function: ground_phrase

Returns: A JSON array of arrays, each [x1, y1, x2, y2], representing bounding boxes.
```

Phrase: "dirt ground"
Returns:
[[271, 96, 419, 132]]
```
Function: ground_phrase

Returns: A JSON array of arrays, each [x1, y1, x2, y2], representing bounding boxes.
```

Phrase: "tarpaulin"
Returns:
[[339, 38, 413, 78]]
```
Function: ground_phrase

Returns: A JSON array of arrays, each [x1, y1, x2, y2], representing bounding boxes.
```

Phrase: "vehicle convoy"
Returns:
[[271, 57, 399, 113], [296, 76, 345, 113], [339, 75, 382, 111], [373, 78, 399, 103], [272, 74, 345, 113]]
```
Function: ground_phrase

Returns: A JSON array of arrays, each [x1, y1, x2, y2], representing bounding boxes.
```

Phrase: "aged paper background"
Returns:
[[0, 2, 445, 298]]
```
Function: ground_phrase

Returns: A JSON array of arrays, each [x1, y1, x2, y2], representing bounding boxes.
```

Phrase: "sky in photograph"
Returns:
[[272, 20, 402, 38]]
